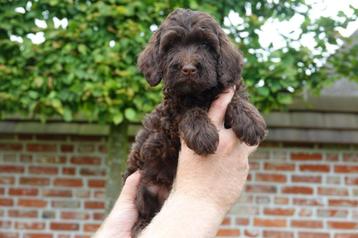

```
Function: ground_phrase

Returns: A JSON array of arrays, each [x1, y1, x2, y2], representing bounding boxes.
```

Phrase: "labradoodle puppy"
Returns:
[[124, 8, 266, 236]]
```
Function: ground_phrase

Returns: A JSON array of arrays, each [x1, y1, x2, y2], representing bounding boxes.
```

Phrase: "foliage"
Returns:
[[0, 0, 357, 124]]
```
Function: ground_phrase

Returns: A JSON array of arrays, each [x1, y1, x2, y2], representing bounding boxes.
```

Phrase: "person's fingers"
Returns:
[[119, 171, 141, 202], [208, 87, 235, 128]]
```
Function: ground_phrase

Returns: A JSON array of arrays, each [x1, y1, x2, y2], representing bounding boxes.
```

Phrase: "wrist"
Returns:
[[140, 190, 227, 238]]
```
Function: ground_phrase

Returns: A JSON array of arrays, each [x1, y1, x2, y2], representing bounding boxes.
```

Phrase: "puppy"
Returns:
[[124, 8, 266, 236]]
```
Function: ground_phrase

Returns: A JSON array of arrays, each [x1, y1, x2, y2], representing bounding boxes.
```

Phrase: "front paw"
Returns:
[[226, 102, 267, 146], [179, 109, 219, 155]]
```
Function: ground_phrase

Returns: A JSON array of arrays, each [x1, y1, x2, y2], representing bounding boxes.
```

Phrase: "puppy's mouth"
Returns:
[[174, 77, 214, 95]]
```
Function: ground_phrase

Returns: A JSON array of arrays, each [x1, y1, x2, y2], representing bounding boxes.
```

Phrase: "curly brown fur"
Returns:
[[124, 9, 267, 236]]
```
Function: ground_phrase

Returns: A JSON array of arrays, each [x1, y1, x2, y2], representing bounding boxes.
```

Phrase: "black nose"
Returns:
[[182, 64, 197, 76]]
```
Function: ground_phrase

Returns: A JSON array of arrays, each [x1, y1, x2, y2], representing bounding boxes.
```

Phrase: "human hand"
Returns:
[[94, 171, 141, 238], [174, 87, 258, 213]]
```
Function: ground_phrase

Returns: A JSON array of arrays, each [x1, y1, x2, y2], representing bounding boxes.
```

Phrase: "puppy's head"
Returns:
[[138, 9, 243, 95]]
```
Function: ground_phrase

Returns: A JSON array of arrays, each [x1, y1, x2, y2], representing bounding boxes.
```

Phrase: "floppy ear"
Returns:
[[217, 31, 244, 87], [137, 29, 162, 86]]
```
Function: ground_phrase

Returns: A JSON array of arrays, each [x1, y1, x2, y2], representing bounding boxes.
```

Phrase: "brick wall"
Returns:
[[217, 147, 358, 238], [0, 134, 108, 238], [1, 134, 358, 238]]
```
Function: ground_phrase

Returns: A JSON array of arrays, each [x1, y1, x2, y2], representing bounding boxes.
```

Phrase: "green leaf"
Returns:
[[124, 108, 137, 122], [277, 93, 293, 105], [113, 112, 124, 125]]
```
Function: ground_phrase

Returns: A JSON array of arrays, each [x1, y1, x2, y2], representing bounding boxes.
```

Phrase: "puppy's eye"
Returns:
[[171, 63, 181, 70], [201, 42, 210, 48]]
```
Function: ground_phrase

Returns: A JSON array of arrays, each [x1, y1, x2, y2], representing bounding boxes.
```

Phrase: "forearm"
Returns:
[[139, 191, 226, 238]]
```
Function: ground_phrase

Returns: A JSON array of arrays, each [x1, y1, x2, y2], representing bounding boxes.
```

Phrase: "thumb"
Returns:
[[208, 87, 235, 128], [119, 171, 141, 202]]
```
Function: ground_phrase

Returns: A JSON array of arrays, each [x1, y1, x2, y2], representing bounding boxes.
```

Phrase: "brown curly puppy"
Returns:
[[124, 8, 267, 236]]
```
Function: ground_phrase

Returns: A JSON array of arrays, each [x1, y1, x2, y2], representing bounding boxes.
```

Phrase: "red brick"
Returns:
[[245, 185, 277, 193], [0, 198, 14, 206], [88, 179, 105, 188], [0, 176, 15, 184], [80, 168, 106, 176], [98, 145, 107, 153], [23, 234, 52, 238], [78, 144, 95, 152], [292, 175, 321, 183], [35, 156, 66, 164], [256, 173, 286, 183], [327, 221, 358, 229], [264, 163, 295, 171], [263, 230, 293, 238], [298, 232, 329, 238], [329, 199, 358, 207], [291, 153, 322, 161], [0, 188, 4, 195], [15, 221, 45, 230], [300, 164, 330, 172], [61, 144, 74, 152], [0, 165, 24, 173], [94, 191, 105, 199], [343, 153, 358, 162], [18, 199, 47, 208], [62, 167, 76, 175], [85, 201, 105, 209], [274, 197, 289, 205], [216, 229, 240, 236], [236, 218, 249, 225], [8, 210, 38, 218], [282, 186, 313, 195], [326, 153, 339, 161], [291, 220, 323, 228], [51, 201, 80, 209], [254, 218, 286, 227], [20, 177, 50, 186], [71, 156, 101, 165], [335, 165, 358, 173], [9, 188, 38, 196], [249, 161, 260, 170], [20, 154, 32, 162], [335, 234, 358, 238], [298, 208, 313, 217], [50, 222, 79, 231], [93, 212, 105, 220], [345, 177, 358, 185], [29, 166, 58, 175], [243, 230, 260, 237], [42, 189, 72, 197], [317, 209, 348, 218], [264, 208, 295, 216], [42, 211, 56, 219], [27, 144, 57, 152], [293, 198, 323, 206], [0, 232, 19, 238], [0, 220, 12, 229], [0, 143, 22, 151], [84, 224, 101, 232], [318, 187, 348, 196], [61, 211, 89, 220], [54, 178, 83, 187]]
